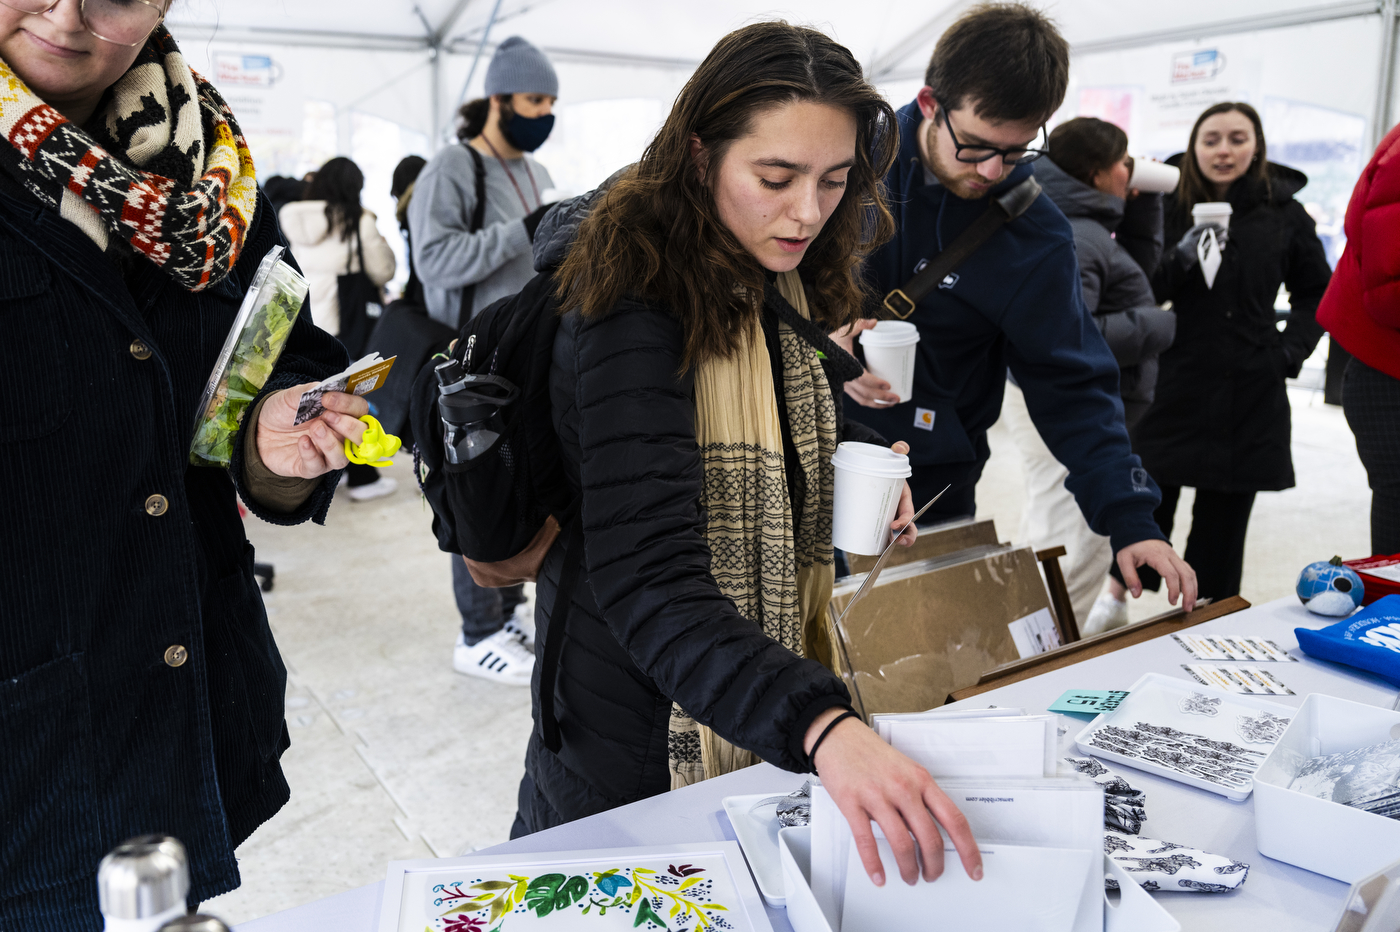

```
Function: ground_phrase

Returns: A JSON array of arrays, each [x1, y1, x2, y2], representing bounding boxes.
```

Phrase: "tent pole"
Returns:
[[431, 45, 443, 149], [1375, 0, 1399, 151], [457, 0, 504, 110]]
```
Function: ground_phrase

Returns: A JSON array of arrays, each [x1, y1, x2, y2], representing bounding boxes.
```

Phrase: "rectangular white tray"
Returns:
[[722, 793, 791, 908], [1074, 671, 1296, 800], [378, 841, 772, 932]]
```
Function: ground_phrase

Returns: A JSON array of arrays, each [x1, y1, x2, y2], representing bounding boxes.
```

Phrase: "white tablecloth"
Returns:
[[240, 596, 1388, 932]]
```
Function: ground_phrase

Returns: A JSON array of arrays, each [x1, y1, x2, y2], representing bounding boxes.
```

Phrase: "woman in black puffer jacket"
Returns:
[[1130, 102, 1332, 600], [515, 22, 985, 890]]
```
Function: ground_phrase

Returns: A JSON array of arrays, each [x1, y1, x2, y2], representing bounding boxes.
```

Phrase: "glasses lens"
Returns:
[[0, 0, 56, 13], [84, 0, 162, 45], [954, 147, 1003, 164]]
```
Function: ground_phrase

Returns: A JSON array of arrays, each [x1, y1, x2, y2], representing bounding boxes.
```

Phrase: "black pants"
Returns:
[[1344, 357, 1400, 555], [346, 462, 381, 487], [1121, 485, 1256, 600]]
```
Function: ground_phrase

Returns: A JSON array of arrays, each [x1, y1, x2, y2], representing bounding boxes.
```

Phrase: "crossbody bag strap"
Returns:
[[458, 144, 490, 327], [881, 174, 1042, 320], [539, 505, 583, 754]]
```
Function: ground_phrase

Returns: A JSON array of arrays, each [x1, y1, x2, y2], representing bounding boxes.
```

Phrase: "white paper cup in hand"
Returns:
[[1128, 158, 1179, 194], [858, 320, 920, 404], [1192, 201, 1233, 232], [831, 442, 912, 555]]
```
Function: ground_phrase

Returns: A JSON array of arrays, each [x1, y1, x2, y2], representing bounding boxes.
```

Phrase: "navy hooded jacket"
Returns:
[[849, 100, 1164, 553]]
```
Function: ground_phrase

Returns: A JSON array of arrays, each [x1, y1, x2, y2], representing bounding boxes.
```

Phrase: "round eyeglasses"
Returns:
[[2, 0, 169, 48], [937, 99, 1048, 166]]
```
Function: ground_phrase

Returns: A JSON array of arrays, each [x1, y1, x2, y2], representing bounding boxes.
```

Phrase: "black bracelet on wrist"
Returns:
[[808, 709, 861, 776]]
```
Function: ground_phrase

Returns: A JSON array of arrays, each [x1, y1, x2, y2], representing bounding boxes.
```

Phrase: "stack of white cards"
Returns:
[[778, 708, 1180, 932]]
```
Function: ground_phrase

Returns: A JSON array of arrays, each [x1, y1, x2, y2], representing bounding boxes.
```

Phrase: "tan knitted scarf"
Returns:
[[0, 27, 257, 291], [668, 270, 839, 787]]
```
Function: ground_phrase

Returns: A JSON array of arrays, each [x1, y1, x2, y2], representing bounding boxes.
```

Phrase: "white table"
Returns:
[[241, 597, 1387, 932]]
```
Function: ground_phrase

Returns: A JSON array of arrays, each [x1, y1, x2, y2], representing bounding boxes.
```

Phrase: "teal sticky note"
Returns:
[[1049, 689, 1129, 716]]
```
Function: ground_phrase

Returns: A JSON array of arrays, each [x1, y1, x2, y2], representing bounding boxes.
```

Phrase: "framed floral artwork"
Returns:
[[378, 842, 773, 932]]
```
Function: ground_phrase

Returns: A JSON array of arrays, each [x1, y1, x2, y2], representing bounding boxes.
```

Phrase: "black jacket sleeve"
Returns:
[[570, 302, 850, 773], [1278, 200, 1332, 376], [1116, 193, 1165, 279]]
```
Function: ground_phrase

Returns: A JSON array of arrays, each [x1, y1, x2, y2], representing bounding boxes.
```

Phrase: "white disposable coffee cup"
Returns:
[[1192, 201, 1233, 231], [1128, 158, 1179, 194], [830, 442, 912, 555], [858, 320, 920, 404]]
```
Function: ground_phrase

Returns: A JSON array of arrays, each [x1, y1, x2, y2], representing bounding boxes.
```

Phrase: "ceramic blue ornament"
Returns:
[[1297, 556, 1365, 617]]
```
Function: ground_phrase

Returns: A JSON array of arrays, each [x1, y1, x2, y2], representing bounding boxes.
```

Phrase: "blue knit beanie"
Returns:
[[485, 36, 558, 97]]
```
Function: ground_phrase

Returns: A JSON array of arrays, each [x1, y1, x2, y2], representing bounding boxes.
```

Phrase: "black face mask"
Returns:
[[501, 112, 554, 152]]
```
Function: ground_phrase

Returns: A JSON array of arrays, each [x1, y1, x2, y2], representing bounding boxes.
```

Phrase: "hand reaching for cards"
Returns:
[[256, 385, 369, 478]]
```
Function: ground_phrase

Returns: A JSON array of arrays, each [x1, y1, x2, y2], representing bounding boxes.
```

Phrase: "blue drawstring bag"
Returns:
[[1296, 594, 1400, 687]]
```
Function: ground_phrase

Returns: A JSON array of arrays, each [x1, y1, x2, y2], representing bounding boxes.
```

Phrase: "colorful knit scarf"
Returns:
[[668, 270, 839, 788], [0, 27, 257, 291]]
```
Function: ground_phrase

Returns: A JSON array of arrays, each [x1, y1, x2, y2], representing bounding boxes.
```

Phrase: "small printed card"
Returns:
[[1173, 634, 1296, 662], [1182, 664, 1295, 695], [1049, 689, 1129, 716], [1007, 608, 1061, 659], [294, 353, 397, 424]]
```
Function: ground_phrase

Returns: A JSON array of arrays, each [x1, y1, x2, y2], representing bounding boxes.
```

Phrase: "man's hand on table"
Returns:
[[256, 386, 369, 478], [805, 707, 983, 888], [1117, 539, 1199, 612]]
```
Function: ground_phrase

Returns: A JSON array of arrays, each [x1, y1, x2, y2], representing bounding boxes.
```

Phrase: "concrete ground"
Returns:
[[205, 351, 1370, 925]]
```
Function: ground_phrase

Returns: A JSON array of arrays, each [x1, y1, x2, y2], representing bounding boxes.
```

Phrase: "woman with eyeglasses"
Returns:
[[1125, 102, 1333, 604], [0, 1, 364, 925]]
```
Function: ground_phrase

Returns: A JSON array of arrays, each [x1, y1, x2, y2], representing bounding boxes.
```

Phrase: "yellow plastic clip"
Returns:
[[345, 414, 401, 468]]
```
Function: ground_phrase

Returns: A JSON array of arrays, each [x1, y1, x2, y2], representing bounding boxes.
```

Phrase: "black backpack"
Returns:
[[410, 270, 575, 563]]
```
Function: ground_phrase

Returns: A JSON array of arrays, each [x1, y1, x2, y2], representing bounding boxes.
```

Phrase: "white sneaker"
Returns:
[[453, 629, 535, 685], [347, 475, 398, 502], [503, 602, 536, 649], [1084, 592, 1130, 636]]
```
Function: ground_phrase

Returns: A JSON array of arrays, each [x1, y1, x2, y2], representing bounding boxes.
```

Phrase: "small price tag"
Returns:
[[1049, 689, 1129, 716]]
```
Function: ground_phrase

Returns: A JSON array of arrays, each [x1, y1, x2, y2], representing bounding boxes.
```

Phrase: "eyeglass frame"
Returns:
[[934, 98, 1049, 166], [0, 0, 170, 47]]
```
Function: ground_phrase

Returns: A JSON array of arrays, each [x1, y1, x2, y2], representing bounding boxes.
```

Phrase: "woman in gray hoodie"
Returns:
[[1002, 116, 1176, 633]]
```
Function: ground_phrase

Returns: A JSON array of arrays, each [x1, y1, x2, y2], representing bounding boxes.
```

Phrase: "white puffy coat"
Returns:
[[279, 202, 397, 337]]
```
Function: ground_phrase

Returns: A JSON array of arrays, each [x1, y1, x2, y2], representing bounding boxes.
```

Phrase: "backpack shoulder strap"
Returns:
[[458, 144, 490, 325], [881, 174, 1042, 319]]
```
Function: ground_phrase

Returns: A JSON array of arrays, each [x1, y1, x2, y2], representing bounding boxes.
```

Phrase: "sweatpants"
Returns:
[[1344, 357, 1400, 555]]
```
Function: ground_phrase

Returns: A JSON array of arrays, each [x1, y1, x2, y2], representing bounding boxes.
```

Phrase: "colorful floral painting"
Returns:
[[425, 862, 737, 931]]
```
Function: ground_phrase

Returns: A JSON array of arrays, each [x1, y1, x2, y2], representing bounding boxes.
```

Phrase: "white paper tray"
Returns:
[[777, 826, 1178, 932], [1074, 672, 1296, 800], [722, 793, 790, 908]]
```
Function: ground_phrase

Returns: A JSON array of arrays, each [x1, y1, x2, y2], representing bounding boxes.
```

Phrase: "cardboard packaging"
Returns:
[[828, 544, 1053, 716], [843, 517, 999, 575], [1254, 694, 1400, 883]]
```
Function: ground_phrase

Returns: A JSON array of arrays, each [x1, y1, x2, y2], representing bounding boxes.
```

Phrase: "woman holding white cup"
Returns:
[[1121, 102, 1333, 609]]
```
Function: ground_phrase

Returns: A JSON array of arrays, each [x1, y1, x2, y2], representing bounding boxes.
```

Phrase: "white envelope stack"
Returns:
[[779, 707, 1179, 932]]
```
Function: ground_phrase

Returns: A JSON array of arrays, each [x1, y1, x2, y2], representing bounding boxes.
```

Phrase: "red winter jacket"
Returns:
[[1318, 122, 1400, 379]]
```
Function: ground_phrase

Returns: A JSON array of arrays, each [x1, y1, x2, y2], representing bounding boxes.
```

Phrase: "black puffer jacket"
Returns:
[[1036, 158, 1176, 428], [515, 296, 861, 835], [1134, 160, 1332, 491]]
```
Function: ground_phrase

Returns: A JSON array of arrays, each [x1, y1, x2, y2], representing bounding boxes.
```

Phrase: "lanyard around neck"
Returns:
[[482, 137, 541, 214]]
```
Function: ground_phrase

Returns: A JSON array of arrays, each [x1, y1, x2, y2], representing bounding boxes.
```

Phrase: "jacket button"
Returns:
[[164, 645, 188, 667], [129, 339, 152, 360], [144, 494, 169, 516]]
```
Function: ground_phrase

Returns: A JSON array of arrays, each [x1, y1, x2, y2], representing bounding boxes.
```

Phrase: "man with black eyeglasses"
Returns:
[[843, 2, 1198, 613]]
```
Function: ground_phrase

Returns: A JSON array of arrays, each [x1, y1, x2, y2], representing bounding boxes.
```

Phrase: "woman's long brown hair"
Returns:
[[555, 21, 898, 367], [1174, 101, 1270, 221]]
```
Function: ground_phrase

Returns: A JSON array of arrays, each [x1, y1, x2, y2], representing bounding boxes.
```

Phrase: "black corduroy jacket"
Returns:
[[0, 176, 346, 930]]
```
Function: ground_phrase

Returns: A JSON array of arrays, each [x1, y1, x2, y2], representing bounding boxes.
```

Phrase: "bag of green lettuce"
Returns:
[[190, 245, 309, 467]]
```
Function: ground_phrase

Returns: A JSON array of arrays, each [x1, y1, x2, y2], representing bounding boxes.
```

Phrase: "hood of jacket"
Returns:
[[1037, 156, 1124, 232], [278, 200, 336, 246], [1165, 153, 1309, 207]]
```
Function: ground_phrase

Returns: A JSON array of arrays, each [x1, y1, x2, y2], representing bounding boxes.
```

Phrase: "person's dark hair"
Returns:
[[391, 155, 427, 199], [1047, 117, 1128, 187], [925, 2, 1069, 124], [305, 157, 364, 241], [262, 175, 306, 214], [457, 95, 516, 142], [1175, 101, 1269, 219], [556, 21, 897, 367]]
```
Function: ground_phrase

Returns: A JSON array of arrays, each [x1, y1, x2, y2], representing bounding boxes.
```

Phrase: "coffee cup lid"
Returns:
[[1192, 201, 1233, 216], [858, 320, 920, 348], [830, 441, 912, 478]]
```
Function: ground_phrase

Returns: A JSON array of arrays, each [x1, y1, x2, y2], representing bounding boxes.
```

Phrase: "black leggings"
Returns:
[[1344, 357, 1400, 555], [1115, 485, 1256, 600]]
